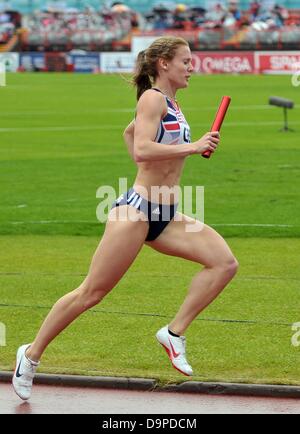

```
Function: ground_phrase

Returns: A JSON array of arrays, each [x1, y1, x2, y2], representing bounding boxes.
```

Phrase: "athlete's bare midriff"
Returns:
[[133, 157, 186, 204]]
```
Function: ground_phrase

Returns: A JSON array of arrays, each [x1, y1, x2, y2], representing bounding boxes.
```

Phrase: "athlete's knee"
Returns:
[[78, 278, 112, 310], [218, 256, 239, 278], [205, 253, 238, 276]]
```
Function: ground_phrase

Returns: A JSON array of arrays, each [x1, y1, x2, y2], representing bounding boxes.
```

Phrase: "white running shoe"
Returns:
[[12, 344, 39, 400], [156, 325, 193, 376]]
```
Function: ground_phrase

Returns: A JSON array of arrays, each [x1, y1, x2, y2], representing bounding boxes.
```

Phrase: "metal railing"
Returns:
[[18, 26, 300, 52]]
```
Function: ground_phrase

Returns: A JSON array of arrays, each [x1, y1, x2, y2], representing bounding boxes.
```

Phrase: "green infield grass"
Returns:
[[0, 73, 299, 237], [0, 235, 300, 385]]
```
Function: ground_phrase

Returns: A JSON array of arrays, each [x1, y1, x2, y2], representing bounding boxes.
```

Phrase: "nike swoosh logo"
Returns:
[[15, 357, 23, 378], [169, 339, 180, 358]]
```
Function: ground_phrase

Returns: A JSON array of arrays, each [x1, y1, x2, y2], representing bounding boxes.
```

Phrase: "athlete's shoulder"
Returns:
[[139, 88, 166, 103], [137, 89, 167, 116]]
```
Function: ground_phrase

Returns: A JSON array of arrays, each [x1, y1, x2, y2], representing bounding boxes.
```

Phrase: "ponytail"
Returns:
[[132, 50, 152, 101]]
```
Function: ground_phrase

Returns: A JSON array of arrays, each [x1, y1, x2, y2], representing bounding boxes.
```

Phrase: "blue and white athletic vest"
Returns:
[[153, 88, 191, 146]]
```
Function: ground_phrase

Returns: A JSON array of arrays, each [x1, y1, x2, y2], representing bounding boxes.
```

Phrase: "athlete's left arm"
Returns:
[[123, 120, 135, 161]]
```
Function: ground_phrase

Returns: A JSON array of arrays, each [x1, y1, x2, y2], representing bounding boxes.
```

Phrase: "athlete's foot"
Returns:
[[156, 325, 193, 376], [12, 344, 40, 400]]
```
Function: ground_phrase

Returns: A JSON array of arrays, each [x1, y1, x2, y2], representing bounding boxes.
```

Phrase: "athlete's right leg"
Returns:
[[13, 206, 148, 399], [25, 206, 148, 363]]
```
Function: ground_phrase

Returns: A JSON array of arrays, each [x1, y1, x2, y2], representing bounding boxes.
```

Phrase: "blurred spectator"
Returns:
[[0, 21, 14, 44], [222, 0, 242, 28], [0, 10, 9, 23], [1, 9, 21, 27], [0, 9, 20, 45], [249, 1, 261, 21], [228, 0, 241, 21], [272, 4, 289, 27], [173, 4, 188, 30], [152, 4, 173, 30], [204, 3, 227, 29], [190, 6, 207, 28]]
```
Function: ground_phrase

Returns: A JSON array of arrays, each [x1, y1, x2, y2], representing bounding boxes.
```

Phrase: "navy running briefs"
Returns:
[[111, 188, 178, 241]]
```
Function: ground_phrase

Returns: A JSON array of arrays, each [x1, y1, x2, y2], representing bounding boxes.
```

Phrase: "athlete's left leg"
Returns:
[[146, 212, 238, 336]]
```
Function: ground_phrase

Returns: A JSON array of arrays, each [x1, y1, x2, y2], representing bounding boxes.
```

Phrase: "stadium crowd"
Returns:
[[20, 4, 136, 50], [0, 1, 300, 51], [0, 9, 20, 45], [144, 1, 293, 31]]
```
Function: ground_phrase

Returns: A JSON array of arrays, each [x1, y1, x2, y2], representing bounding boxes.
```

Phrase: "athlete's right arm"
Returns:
[[133, 90, 219, 162]]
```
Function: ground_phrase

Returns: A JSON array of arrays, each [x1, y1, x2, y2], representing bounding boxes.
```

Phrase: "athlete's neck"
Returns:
[[153, 82, 177, 102]]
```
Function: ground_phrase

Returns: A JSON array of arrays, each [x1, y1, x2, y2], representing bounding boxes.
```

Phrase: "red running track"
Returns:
[[1, 383, 300, 414]]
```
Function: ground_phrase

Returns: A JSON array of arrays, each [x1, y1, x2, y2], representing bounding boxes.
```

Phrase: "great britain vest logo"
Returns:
[[155, 98, 191, 146]]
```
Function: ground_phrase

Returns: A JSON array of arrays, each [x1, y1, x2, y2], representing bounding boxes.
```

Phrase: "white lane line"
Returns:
[[0, 104, 299, 117], [0, 120, 300, 133], [8, 220, 98, 225], [0, 125, 118, 133]]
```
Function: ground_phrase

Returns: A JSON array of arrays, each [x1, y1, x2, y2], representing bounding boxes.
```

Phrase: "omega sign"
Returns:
[[192, 52, 254, 74]]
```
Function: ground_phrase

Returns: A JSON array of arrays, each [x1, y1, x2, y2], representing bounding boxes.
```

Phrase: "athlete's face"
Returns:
[[166, 45, 194, 89]]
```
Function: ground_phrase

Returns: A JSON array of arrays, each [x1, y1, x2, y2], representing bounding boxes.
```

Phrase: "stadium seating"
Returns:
[[1, 1, 300, 14], [198, 29, 223, 50], [281, 27, 300, 48], [0, 1, 300, 51]]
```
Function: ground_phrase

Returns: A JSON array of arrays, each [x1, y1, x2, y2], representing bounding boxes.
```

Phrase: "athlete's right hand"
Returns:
[[190, 131, 220, 155]]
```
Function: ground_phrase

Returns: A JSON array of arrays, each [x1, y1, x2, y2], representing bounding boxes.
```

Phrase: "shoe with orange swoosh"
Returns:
[[156, 326, 193, 376]]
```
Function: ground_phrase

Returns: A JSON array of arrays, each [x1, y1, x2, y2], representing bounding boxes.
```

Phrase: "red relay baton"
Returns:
[[202, 96, 231, 159]]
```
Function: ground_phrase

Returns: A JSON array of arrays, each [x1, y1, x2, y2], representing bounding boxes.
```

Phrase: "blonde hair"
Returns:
[[132, 36, 189, 100]]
